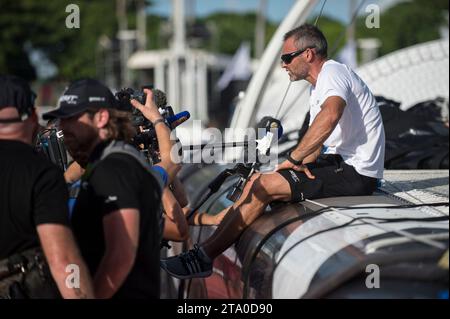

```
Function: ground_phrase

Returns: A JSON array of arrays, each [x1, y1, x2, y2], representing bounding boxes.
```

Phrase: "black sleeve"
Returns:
[[33, 165, 70, 226], [89, 155, 142, 216]]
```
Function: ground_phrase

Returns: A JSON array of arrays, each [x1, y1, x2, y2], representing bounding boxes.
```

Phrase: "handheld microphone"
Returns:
[[166, 111, 191, 129]]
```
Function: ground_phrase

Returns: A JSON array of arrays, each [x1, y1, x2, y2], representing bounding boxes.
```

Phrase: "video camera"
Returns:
[[35, 86, 189, 170], [115, 86, 190, 164]]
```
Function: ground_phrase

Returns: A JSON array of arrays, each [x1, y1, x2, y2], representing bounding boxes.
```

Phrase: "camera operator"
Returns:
[[121, 87, 222, 242], [43, 78, 180, 299], [0, 75, 94, 299], [129, 94, 191, 242]]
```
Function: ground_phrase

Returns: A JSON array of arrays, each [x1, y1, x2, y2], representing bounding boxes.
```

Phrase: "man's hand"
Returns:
[[130, 89, 163, 124], [277, 160, 316, 180]]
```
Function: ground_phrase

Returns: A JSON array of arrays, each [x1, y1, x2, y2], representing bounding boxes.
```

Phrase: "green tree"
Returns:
[[56, 1, 118, 80], [0, 0, 154, 81], [199, 12, 278, 57], [0, 1, 71, 81], [197, 12, 343, 58], [356, 0, 449, 56]]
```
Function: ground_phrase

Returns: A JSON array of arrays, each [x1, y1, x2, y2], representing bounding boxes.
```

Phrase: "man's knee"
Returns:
[[251, 174, 276, 203], [242, 172, 261, 193]]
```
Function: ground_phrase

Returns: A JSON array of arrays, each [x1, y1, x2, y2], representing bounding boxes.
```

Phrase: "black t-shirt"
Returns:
[[0, 140, 70, 260], [71, 141, 162, 299]]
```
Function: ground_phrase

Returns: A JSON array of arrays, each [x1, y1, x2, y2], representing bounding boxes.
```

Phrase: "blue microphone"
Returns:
[[166, 111, 191, 129]]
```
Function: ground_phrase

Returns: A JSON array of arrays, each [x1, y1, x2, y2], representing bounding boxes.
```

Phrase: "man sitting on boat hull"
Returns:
[[161, 24, 386, 279]]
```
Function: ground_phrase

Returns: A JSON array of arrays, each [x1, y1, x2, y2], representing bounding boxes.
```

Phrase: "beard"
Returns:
[[288, 63, 308, 82], [67, 147, 90, 168], [63, 130, 98, 168], [65, 140, 90, 168]]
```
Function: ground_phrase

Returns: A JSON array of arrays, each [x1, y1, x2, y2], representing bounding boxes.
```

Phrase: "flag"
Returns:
[[216, 42, 252, 91]]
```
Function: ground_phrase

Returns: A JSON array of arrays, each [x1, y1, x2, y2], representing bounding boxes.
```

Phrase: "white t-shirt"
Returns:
[[309, 60, 385, 179]]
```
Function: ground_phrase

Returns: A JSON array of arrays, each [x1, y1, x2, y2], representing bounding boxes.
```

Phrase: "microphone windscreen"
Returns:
[[152, 89, 167, 109]]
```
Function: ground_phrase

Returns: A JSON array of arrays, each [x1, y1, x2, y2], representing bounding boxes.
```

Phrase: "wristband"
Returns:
[[287, 152, 303, 166]]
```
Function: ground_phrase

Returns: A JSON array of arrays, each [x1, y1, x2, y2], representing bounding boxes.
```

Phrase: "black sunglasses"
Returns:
[[281, 46, 315, 64]]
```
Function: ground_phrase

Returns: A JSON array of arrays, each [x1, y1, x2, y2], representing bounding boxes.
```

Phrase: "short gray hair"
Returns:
[[284, 24, 328, 58]]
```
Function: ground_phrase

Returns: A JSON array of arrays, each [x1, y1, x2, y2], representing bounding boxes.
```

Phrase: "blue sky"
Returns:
[[149, 0, 404, 24]]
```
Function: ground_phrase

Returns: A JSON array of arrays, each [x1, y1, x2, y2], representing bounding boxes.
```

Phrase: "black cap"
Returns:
[[43, 78, 119, 121], [0, 75, 36, 123]]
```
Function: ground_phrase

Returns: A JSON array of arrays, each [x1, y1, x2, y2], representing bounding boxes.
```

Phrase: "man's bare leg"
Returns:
[[202, 172, 292, 259], [191, 174, 262, 226]]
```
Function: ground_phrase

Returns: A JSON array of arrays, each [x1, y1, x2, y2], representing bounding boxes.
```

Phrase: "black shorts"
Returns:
[[278, 154, 378, 203]]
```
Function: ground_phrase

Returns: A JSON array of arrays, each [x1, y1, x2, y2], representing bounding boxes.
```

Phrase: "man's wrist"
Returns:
[[287, 152, 303, 166]]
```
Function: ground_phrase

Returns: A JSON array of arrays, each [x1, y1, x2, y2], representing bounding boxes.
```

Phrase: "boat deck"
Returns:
[[381, 170, 449, 214]]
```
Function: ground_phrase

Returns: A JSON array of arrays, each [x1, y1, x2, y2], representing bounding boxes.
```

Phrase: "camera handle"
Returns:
[[36, 129, 68, 172]]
